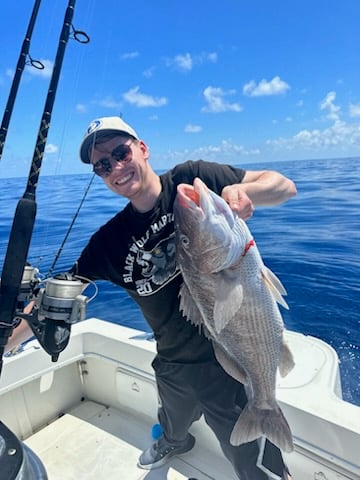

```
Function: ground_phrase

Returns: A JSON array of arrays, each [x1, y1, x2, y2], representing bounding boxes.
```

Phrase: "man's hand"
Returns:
[[221, 184, 255, 220]]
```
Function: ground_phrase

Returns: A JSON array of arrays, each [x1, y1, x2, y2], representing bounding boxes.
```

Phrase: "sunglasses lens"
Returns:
[[93, 158, 112, 177], [92, 142, 132, 177], [112, 144, 132, 162]]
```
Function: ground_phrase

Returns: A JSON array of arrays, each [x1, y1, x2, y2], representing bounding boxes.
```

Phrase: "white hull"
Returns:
[[1, 318, 359, 479]]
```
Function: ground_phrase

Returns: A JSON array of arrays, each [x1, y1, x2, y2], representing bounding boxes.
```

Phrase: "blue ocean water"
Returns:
[[0, 157, 359, 406]]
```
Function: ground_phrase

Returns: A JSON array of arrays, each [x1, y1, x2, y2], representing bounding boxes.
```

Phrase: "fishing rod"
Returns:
[[0, 0, 44, 161], [0, 0, 90, 375]]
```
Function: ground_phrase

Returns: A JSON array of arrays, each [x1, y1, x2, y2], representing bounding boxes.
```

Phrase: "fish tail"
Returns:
[[230, 404, 294, 453], [230, 404, 263, 447]]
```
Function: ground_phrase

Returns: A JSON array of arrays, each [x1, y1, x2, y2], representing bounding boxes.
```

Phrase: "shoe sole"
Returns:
[[137, 436, 195, 470]]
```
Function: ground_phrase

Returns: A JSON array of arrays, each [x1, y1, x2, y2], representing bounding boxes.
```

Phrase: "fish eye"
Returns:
[[180, 234, 190, 248]]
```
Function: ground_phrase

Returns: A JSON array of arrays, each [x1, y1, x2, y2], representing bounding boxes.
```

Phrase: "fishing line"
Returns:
[[48, 21, 91, 178], [73, 275, 98, 303], [30, 12, 91, 267], [47, 173, 95, 277], [33, 0, 98, 273]]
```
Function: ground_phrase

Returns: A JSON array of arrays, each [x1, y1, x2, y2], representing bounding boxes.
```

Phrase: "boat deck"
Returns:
[[25, 400, 237, 480], [2, 319, 358, 480]]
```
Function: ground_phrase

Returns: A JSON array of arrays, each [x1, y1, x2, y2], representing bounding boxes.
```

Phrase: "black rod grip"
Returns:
[[0, 195, 36, 370]]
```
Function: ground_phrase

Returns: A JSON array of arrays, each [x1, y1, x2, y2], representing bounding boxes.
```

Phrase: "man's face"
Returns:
[[90, 135, 150, 199]]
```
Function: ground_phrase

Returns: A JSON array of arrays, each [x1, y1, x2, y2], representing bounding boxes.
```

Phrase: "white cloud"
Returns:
[[143, 67, 155, 78], [320, 91, 341, 121], [98, 96, 123, 109], [0, 68, 14, 85], [184, 124, 202, 133], [243, 76, 290, 97], [25, 59, 54, 78], [76, 103, 87, 113], [206, 52, 218, 63], [349, 103, 360, 118], [120, 51, 139, 60], [173, 53, 193, 72], [45, 143, 58, 154], [123, 86, 168, 107], [155, 140, 260, 168], [267, 120, 360, 151], [194, 140, 259, 157], [166, 51, 218, 72], [202, 86, 242, 113]]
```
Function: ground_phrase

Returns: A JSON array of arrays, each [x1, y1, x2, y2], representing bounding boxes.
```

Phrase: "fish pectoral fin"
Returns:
[[213, 344, 248, 384], [179, 282, 205, 331], [278, 340, 295, 377], [213, 274, 243, 333], [261, 267, 289, 310]]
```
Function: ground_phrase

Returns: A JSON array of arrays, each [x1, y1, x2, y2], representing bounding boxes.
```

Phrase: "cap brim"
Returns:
[[80, 129, 131, 163]]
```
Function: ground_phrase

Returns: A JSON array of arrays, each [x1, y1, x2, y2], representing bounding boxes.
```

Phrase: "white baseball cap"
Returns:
[[79, 116, 139, 163]]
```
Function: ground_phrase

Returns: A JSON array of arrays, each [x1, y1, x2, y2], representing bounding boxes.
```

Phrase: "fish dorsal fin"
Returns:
[[213, 271, 244, 333], [179, 281, 206, 330], [261, 266, 289, 310]]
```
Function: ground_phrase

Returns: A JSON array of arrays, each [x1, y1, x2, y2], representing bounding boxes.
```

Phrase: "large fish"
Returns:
[[173, 177, 295, 453]]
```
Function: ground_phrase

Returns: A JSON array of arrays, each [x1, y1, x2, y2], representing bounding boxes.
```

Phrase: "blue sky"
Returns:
[[1, 0, 360, 178]]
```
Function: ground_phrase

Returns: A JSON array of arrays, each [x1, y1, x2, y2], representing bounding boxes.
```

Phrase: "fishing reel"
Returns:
[[15, 267, 91, 362], [38, 273, 87, 325]]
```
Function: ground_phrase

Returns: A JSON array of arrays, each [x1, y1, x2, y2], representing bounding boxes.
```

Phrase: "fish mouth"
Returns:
[[176, 181, 205, 220], [175, 178, 242, 271], [177, 178, 235, 228], [176, 183, 200, 207]]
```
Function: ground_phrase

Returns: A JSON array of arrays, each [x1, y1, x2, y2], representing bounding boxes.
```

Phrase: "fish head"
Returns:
[[174, 177, 244, 273]]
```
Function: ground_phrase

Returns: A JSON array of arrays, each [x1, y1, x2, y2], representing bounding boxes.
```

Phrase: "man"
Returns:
[[73, 116, 296, 479], [9, 116, 297, 479]]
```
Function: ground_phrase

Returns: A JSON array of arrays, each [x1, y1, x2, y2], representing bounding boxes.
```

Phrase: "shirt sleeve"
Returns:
[[171, 160, 246, 195]]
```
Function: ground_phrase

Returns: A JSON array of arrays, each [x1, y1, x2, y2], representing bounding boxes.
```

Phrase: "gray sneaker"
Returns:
[[137, 433, 195, 470]]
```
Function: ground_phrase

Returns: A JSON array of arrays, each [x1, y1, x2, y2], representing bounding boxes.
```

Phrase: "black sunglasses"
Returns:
[[92, 143, 133, 177]]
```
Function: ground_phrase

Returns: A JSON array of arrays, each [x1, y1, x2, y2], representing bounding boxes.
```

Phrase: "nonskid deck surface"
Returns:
[[24, 400, 237, 480]]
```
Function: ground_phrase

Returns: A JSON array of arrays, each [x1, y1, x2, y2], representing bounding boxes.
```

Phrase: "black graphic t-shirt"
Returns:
[[74, 160, 246, 362]]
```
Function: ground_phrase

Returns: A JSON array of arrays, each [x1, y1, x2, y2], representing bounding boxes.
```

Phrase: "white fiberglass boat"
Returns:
[[0, 318, 359, 480]]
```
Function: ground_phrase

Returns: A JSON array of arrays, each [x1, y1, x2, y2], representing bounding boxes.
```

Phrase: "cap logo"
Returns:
[[87, 119, 102, 135]]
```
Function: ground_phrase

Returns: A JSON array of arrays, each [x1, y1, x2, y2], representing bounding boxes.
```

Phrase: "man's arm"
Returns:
[[221, 169, 297, 219], [5, 303, 34, 354]]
